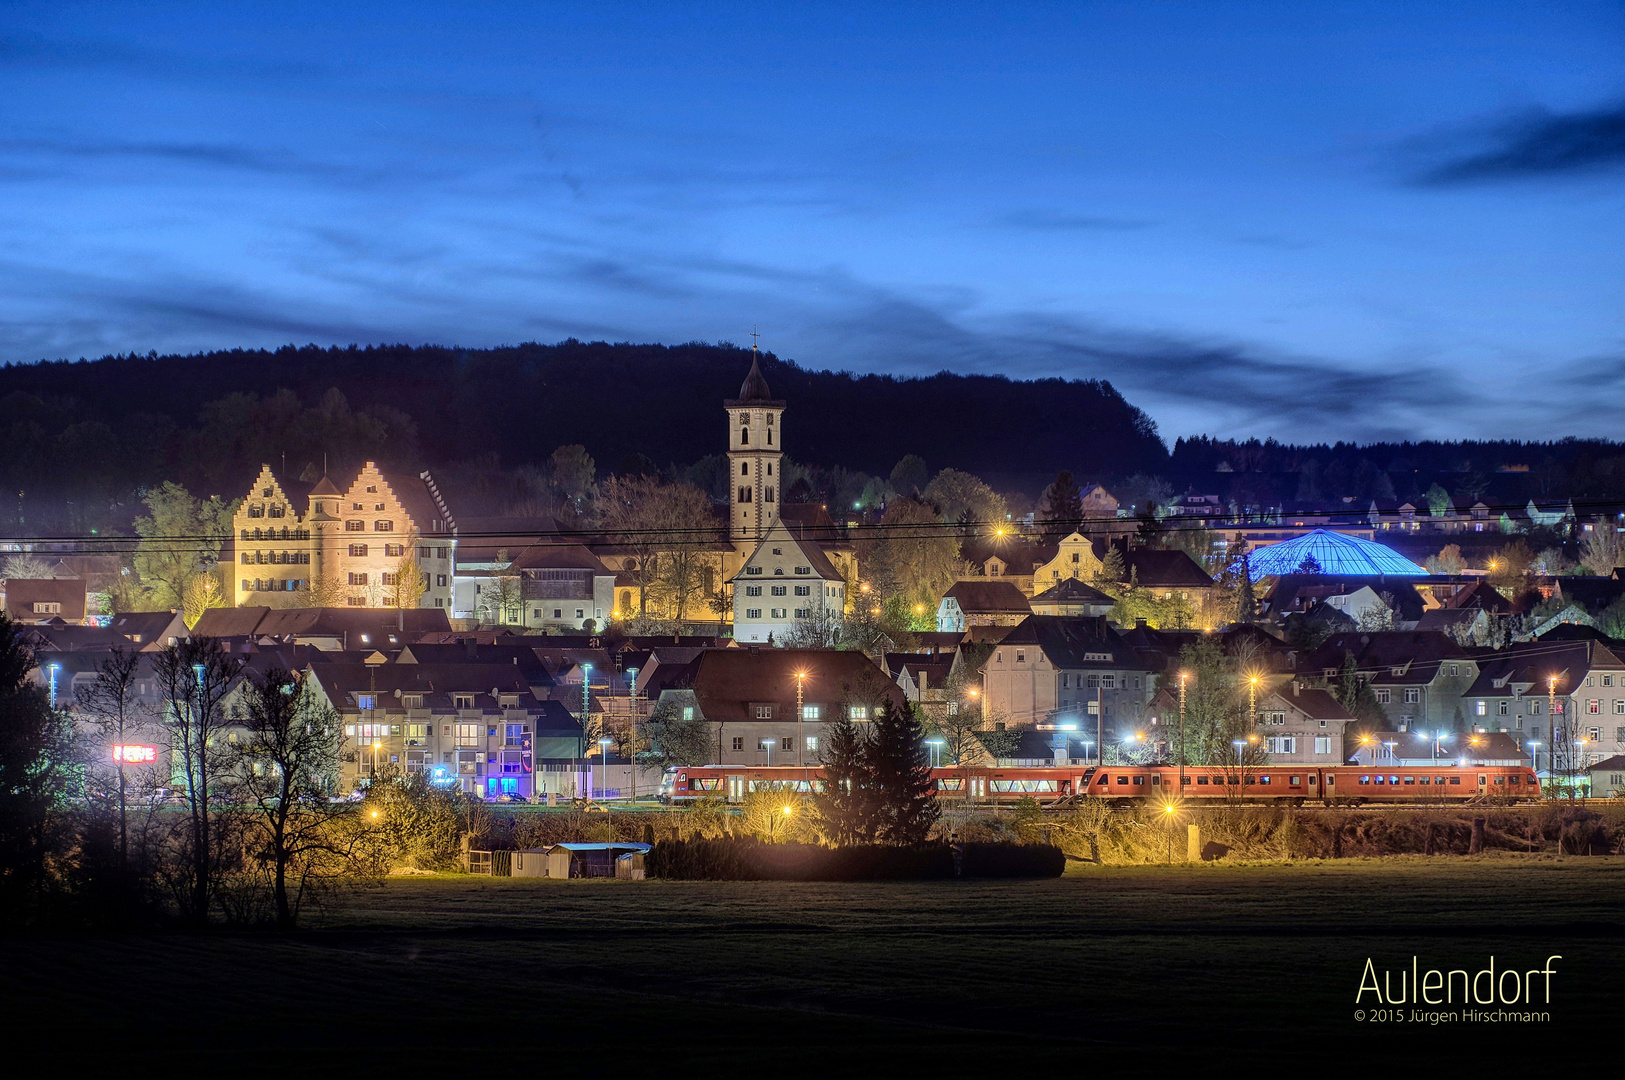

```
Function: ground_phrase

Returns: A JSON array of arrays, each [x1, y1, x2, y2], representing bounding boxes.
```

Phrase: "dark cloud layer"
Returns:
[[1412, 102, 1625, 185]]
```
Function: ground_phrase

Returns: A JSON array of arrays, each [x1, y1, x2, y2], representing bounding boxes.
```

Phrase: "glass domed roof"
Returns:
[[1245, 529, 1427, 580]]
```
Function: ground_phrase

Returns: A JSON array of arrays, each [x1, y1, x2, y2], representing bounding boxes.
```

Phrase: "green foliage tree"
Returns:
[[550, 444, 597, 505], [1333, 652, 1388, 728], [865, 701, 940, 844], [813, 712, 874, 845], [641, 699, 715, 770], [0, 613, 73, 921], [854, 497, 964, 613], [1174, 636, 1244, 765], [132, 482, 237, 612], [1488, 539, 1537, 595], [922, 468, 1008, 529], [1424, 483, 1452, 517], [1092, 547, 1127, 596], [888, 454, 929, 496], [1424, 543, 1465, 576], [362, 767, 470, 871], [1039, 470, 1083, 539]]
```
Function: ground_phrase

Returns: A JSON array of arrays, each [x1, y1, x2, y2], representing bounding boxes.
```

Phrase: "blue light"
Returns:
[[1246, 530, 1428, 580]]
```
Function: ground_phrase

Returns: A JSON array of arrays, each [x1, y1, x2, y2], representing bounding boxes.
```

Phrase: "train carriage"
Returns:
[[658, 762, 1542, 807]]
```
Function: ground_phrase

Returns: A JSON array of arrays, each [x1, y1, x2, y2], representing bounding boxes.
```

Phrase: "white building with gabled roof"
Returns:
[[730, 521, 846, 644]]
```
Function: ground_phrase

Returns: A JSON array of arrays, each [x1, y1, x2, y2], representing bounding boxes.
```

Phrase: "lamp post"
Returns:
[[1163, 802, 1178, 865], [1082, 740, 1094, 767], [763, 738, 773, 767], [597, 736, 613, 801], [1231, 739, 1247, 796], [1547, 674, 1559, 794], [371, 740, 382, 784], [1381, 741, 1397, 768], [794, 670, 808, 770], [926, 738, 944, 769], [626, 667, 639, 805], [1176, 671, 1189, 787], [47, 663, 60, 708]]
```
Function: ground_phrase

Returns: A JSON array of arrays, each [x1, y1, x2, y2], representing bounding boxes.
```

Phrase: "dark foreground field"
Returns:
[[6, 857, 1621, 1069]]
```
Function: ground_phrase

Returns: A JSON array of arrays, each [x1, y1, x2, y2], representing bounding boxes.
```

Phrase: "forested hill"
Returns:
[[0, 340, 1166, 528]]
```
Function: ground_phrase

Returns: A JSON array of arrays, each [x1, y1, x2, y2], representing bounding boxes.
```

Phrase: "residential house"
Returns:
[[1252, 681, 1355, 765], [982, 615, 1156, 739], [649, 647, 906, 767], [1030, 532, 1105, 594], [935, 580, 1032, 633], [306, 659, 583, 798], [1588, 754, 1625, 798], [1304, 631, 1480, 732], [5, 578, 90, 625], [1029, 577, 1116, 618], [191, 606, 451, 651], [1460, 639, 1625, 766]]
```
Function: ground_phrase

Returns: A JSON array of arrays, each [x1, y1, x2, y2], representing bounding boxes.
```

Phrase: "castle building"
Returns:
[[230, 462, 457, 611]]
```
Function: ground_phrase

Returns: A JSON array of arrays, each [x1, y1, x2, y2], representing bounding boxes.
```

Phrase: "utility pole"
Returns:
[[627, 667, 639, 805], [1177, 671, 1188, 789]]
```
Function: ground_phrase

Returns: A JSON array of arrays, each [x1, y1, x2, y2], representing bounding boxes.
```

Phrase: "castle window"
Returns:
[[795, 566, 810, 575], [385, 544, 404, 558], [795, 585, 810, 596], [771, 586, 787, 597], [261, 486, 274, 497], [347, 596, 366, 607], [247, 505, 264, 518], [381, 573, 398, 586], [366, 485, 377, 493], [346, 520, 365, 532], [765, 487, 775, 502], [349, 573, 369, 586], [739, 487, 752, 503], [349, 544, 368, 557], [352, 502, 363, 510], [269, 506, 284, 518]]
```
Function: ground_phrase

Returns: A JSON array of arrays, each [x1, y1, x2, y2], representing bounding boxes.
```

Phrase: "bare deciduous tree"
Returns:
[[74, 648, 153, 868], [1579, 527, 1624, 577], [153, 637, 238, 925]]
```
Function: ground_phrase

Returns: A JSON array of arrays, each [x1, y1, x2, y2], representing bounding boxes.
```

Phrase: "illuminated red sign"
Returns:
[[112, 744, 157, 763]]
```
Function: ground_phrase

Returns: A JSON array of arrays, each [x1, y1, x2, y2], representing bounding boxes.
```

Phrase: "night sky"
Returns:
[[2, 2, 1622, 443]]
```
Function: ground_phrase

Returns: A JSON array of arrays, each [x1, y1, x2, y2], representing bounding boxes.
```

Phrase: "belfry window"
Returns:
[[741, 462, 749, 475], [741, 428, 749, 445]]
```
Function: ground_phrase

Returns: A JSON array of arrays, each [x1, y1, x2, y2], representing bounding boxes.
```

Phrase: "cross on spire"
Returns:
[[750, 325, 759, 354]]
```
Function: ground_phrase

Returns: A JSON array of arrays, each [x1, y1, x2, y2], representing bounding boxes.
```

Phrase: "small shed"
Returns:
[[548, 842, 652, 879]]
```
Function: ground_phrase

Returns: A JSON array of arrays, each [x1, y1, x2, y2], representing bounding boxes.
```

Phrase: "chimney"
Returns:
[[1292, 680, 1300, 697], [1135, 618, 1147, 630]]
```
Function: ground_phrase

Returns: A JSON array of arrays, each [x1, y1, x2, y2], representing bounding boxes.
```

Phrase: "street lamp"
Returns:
[[47, 663, 60, 708], [762, 738, 773, 767], [794, 670, 808, 770], [926, 738, 944, 769], [1231, 739, 1248, 792], [597, 736, 613, 801], [1176, 670, 1189, 784], [1527, 741, 1542, 779], [1162, 801, 1179, 865], [626, 667, 639, 804], [371, 740, 383, 782]]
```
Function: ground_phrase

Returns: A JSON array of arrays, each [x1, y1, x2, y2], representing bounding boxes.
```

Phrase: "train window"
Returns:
[[1196, 776, 1209, 785], [1494, 776, 1505, 784], [1374, 776, 1385, 784], [1116, 776, 1130, 785], [1150, 776, 1161, 785], [1509, 776, 1520, 784], [937, 779, 964, 791], [1289, 776, 1301, 786], [1309, 776, 1317, 785], [1181, 776, 1192, 785], [1449, 777, 1461, 785], [1323, 775, 1331, 785], [1403, 777, 1415, 785], [1259, 776, 1271, 785], [1097, 774, 1109, 785], [1389, 776, 1399, 785], [1133, 776, 1144, 786], [1359, 776, 1371, 785], [691, 778, 720, 790], [1417, 777, 1429, 785]]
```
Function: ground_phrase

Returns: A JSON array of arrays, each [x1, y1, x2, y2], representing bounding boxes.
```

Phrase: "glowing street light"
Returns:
[[1527, 740, 1542, 775], [926, 737, 944, 768], [597, 736, 613, 801]]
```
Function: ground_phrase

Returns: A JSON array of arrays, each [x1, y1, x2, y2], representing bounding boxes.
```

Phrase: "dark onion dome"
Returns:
[[725, 354, 785, 407]]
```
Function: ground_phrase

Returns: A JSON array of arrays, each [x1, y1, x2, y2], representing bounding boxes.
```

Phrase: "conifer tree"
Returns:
[[1040, 471, 1084, 539], [813, 713, 875, 844], [866, 702, 940, 845]]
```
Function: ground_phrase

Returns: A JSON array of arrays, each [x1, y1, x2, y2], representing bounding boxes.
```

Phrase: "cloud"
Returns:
[[1408, 102, 1625, 185], [993, 209, 1151, 231], [0, 138, 369, 182]]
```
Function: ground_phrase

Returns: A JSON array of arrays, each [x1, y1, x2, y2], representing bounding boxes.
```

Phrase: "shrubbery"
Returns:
[[647, 836, 1063, 881]]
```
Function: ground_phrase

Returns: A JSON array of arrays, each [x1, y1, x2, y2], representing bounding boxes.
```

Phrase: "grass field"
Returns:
[[6, 856, 1621, 1069]]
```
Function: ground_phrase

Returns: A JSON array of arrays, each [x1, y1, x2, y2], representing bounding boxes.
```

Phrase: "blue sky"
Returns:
[[1, 2, 1622, 443]]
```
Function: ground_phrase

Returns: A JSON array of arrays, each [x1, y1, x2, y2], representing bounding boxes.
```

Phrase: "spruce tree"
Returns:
[[0, 613, 73, 920], [812, 712, 875, 844], [1040, 471, 1084, 539], [866, 702, 940, 845]]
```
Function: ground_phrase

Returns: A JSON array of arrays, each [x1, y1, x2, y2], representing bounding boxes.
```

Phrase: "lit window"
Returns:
[[802, 705, 821, 720]]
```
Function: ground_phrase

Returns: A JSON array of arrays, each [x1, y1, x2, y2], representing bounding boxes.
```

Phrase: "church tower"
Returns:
[[725, 350, 784, 545]]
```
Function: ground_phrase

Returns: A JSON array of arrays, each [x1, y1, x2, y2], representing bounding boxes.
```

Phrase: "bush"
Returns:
[[959, 843, 1066, 878], [647, 837, 1064, 880]]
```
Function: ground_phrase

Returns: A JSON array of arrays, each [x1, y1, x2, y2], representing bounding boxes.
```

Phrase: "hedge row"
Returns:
[[646, 838, 1064, 881]]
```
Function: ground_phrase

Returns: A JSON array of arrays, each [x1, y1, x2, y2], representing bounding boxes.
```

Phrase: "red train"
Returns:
[[659, 762, 1542, 806]]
